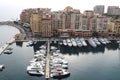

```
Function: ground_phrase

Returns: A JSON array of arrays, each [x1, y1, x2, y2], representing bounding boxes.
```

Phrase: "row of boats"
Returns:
[[60, 38, 111, 48], [27, 44, 70, 78]]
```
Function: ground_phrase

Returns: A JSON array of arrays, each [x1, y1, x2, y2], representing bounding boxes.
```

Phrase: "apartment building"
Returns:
[[20, 9, 34, 23], [21, 6, 111, 37], [107, 6, 120, 15], [94, 5, 104, 15], [114, 20, 120, 37], [30, 8, 51, 37]]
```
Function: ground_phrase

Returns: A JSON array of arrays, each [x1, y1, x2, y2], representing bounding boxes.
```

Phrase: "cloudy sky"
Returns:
[[0, 0, 119, 21]]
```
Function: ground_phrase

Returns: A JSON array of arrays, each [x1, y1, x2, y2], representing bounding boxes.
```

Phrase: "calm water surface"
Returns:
[[0, 25, 120, 80]]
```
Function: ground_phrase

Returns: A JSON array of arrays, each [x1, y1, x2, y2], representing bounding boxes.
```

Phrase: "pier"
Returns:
[[45, 40, 50, 79], [0, 38, 15, 55]]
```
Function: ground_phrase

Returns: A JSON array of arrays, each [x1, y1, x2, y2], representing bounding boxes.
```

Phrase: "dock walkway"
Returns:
[[0, 38, 15, 55], [45, 40, 50, 79]]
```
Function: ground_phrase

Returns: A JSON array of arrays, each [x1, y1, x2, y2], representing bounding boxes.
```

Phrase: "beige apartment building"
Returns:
[[114, 20, 120, 37], [108, 19, 120, 37], [30, 8, 51, 37]]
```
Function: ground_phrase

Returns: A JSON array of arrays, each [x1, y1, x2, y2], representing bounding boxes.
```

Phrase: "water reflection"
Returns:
[[106, 41, 119, 50], [52, 74, 70, 80], [60, 45, 106, 55], [33, 41, 46, 53], [15, 41, 23, 47]]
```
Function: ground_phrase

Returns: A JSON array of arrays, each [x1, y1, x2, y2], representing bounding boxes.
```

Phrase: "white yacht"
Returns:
[[88, 38, 97, 48], [58, 41, 63, 45], [62, 64, 68, 69], [34, 53, 45, 59], [27, 62, 44, 71], [80, 38, 87, 47], [103, 38, 109, 44], [39, 45, 46, 50], [27, 70, 44, 76], [75, 38, 82, 47], [29, 58, 44, 63], [51, 68, 70, 78], [51, 53, 64, 59], [63, 40, 67, 46], [35, 49, 46, 55], [35, 50, 42, 54], [52, 59, 68, 65], [99, 38, 106, 45], [62, 60, 68, 65], [30, 61, 45, 67], [93, 38, 101, 45], [117, 40, 120, 43], [71, 38, 77, 47], [51, 46, 57, 50], [4, 49, 12, 54], [0, 64, 5, 71], [27, 41, 34, 47], [66, 39, 72, 47]]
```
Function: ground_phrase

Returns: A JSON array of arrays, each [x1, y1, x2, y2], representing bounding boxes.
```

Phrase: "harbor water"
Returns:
[[0, 25, 120, 80]]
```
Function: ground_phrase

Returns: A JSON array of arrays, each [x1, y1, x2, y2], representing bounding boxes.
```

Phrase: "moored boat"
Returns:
[[63, 40, 67, 46], [75, 38, 82, 47], [4, 49, 12, 54], [66, 39, 72, 47], [27, 70, 44, 76], [71, 38, 77, 47], [88, 38, 97, 48], [99, 38, 106, 45], [51, 68, 70, 78], [80, 38, 87, 47], [93, 38, 101, 45], [103, 38, 109, 44]]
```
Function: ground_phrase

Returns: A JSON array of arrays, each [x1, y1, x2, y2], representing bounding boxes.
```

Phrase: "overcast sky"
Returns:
[[0, 0, 119, 21]]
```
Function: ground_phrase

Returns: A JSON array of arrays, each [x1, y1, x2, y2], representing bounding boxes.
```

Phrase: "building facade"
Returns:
[[94, 5, 104, 15], [30, 8, 51, 37], [21, 6, 111, 37], [107, 6, 120, 15], [51, 11, 63, 36], [114, 20, 120, 37]]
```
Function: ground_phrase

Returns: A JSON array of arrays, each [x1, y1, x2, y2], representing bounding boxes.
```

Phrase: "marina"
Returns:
[[26, 40, 70, 79], [0, 0, 120, 79], [0, 25, 120, 80]]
